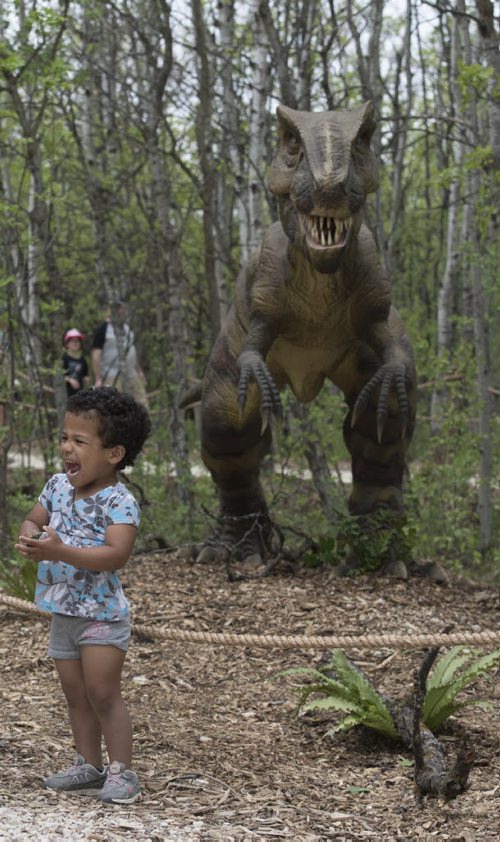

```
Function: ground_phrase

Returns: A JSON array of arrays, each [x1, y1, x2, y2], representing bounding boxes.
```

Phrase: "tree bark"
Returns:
[[430, 7, 465, 433], [191, 0, 221, 340]]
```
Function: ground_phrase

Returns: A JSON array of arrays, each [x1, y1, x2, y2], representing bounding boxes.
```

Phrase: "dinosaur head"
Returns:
[[267, 102, 379, 274]]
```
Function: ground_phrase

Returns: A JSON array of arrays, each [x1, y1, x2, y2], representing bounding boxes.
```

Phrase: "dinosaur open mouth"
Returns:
[[302, 214, 351, 249]]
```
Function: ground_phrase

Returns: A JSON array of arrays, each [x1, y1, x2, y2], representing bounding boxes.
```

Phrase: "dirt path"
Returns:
[[1, 554, 499, 840]]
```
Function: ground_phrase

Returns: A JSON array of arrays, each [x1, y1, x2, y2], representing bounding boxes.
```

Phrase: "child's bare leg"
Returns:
[[81, 645, 133, 768], [55, 658, 103, 769]]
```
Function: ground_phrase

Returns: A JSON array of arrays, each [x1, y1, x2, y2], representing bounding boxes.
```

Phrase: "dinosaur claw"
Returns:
[[376, 404, 388, 442]]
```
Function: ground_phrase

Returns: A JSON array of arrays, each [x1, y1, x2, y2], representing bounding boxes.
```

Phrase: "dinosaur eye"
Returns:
[[354, 119, 375, 152], [353, 132, 369, 151], [284, 131, 301, 161]]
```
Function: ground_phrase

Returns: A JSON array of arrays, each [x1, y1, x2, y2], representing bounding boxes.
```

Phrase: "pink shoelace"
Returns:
[[64, 764, 81, 775], [106, 771, 128, 787]]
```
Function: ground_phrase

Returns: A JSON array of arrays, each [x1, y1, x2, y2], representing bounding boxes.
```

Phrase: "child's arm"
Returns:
[[15, 523, 137, 573], [19, 502, 50, 538]]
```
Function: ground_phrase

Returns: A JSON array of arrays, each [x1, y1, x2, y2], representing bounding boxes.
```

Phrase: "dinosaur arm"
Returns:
[[236, 225, 290, 431], [352, 319, 414, 442], [346, 252, 415, 445], [237, 316, 282, 433]]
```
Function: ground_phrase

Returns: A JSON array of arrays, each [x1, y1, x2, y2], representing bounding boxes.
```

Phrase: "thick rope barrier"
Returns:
[[1, 591, 499, 650]]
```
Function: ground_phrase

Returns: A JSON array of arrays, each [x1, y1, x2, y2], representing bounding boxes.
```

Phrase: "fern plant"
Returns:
[[278, 646, 500, 740], [278, 649, 399, 740], [423, 646, 500, 732], [0, 557, 38, 601]]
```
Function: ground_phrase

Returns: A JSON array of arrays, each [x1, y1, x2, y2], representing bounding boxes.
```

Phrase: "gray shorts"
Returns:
[[48, 613, 131, 659]]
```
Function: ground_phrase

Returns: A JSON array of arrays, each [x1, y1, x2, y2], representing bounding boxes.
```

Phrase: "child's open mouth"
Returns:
[[66, 461, 81, 477]]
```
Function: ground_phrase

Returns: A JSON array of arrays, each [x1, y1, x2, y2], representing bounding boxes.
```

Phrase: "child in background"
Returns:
[[62, 328, 89, 396], [16, 387, 151, 805]]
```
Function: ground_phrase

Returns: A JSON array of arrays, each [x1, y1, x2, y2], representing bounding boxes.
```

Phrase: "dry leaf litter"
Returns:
[[0, 552, 499, 840]]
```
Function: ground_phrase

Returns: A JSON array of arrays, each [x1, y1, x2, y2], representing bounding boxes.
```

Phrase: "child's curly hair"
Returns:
[[66, 387, 151, 470]]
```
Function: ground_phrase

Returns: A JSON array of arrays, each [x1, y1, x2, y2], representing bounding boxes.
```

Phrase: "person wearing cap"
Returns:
[[62, 329, 89, 396], [91, 302, 148, 407]]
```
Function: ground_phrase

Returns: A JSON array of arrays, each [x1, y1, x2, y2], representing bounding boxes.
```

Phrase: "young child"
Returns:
[[62, 328, 89, 396], [16, 387, 151, 805]]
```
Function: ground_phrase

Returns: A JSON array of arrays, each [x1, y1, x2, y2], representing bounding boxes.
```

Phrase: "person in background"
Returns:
[[91, 301, 148, 408], [16, 387, 151, 805], [62, 329, 89, 397]]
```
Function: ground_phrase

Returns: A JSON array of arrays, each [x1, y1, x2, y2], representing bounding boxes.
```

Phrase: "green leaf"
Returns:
[[424, 648, 500, 731], [426, 647, 472, 690], [276, 666, 343, 682], [326, 714, 363, 734], [301, 696, 360, 715], [346, 786, 370, 794], [293, 681, 350, 708], [450, 648, 500, 694], [423, 682, 458, 725]]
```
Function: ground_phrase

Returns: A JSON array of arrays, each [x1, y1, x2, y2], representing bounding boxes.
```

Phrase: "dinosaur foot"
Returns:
[[333, 556, 449, 584], [407, 559, 450, 585], [332, 546, 409, 580], [195, 510, 281, 578], [380, 558, 409, 580]]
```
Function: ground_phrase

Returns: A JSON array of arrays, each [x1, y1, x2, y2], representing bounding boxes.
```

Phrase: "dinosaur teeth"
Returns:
[[303, 214, 351, 247]]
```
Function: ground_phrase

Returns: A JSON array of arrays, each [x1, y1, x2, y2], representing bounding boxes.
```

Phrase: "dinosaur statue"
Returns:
[[195, 101, 419, 577]]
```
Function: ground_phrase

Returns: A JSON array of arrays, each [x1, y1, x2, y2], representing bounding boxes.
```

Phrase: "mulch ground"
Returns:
[[0, 553, 499, 840]]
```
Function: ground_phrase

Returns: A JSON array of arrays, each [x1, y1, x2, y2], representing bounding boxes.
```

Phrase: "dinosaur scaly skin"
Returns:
[[198, 102, 416, 572]]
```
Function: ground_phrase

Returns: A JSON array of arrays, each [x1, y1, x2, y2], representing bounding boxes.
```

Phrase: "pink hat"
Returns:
[[64, 328, 85, 343]]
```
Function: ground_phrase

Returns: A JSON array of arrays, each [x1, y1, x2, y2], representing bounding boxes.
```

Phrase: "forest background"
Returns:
[[0, 0, 498, 590]]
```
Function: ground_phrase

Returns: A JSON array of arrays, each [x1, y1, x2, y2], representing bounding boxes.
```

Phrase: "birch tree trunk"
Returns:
[[257, 2, 299, 108], [469, 200, 493, 554], [1, 52, 65, 370], [242, 1, 273, 261], [191, 0, 222, 339], [67, 4, 132, 388], [385, 0, 413, 276], [0, 307, 15, 562], [430, 8, 465, 434], [129, 0, 193, 507], [217, 1, 246, 282], [474, 0, 500, 170], [1, 0, 69, 462], [346, 0, 387, 271], [461, 0, 494, 555]]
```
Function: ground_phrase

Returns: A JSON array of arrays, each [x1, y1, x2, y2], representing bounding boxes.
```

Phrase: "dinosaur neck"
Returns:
[[286, 234, 357, 298]]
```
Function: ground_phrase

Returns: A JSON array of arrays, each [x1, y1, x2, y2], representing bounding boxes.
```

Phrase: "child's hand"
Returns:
[[15, 527, 62, 562]]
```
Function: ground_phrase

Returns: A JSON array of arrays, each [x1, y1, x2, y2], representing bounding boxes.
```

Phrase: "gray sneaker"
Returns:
[[44, 753, 107, 794], [97, 761, 142, 805]]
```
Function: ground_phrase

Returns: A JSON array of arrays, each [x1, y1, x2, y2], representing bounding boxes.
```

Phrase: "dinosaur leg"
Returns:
[[197, 384, 273, 566], [341, 387, 448, 582], [341, 387, 414, 579]]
